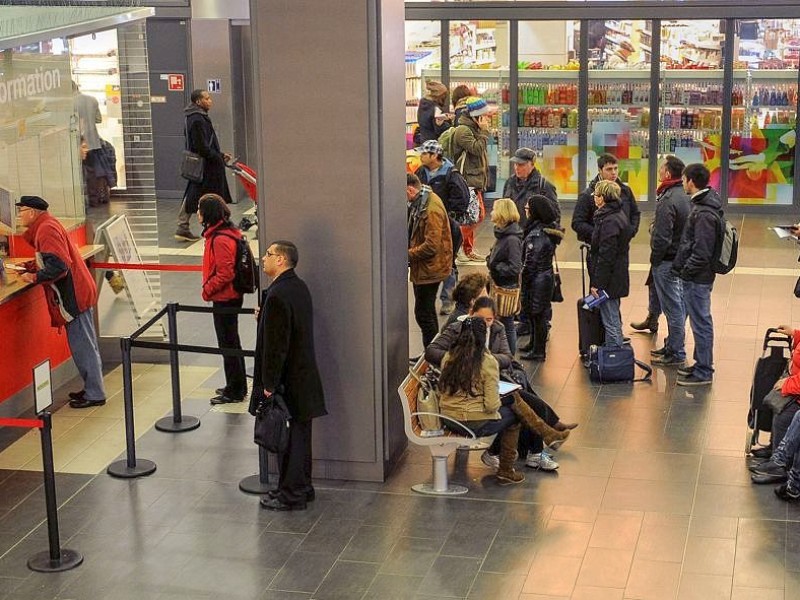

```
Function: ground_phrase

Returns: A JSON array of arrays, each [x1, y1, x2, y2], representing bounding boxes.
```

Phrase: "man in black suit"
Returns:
[[251, 241, 326, 511]]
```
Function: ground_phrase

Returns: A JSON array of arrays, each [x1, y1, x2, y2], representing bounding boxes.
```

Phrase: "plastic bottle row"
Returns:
[[588, 108, 651, 128], [516, 106, 579, 128], [662, 83, 724, 106], [747, 85, 796, 108], [505, 83, 579, 106], [661, 108, 721, 131], [658, 133, 704, 154], [506, 130, 573, 152]]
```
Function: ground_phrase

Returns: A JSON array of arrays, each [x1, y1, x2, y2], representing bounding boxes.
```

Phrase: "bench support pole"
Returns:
[[412, 454, 469, 496]]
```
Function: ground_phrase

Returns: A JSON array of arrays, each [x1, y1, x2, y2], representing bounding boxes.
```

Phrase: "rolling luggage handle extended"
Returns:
[[579, 243, 591, 298]]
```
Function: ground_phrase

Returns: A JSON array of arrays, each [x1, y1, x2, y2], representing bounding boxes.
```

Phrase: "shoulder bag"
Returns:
[[552, 253, 564, 303], [253, 390, 291, 453]]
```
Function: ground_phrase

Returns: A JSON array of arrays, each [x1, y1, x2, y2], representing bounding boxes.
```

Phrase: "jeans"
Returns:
[[682, 280, 714, 380], [439, 266, 458, 303], [772, 402, 800, 454], [65, 309, 106, 401], [413, 282, 440, 348], [457, 398, 518, 437], [599, 297, 624, 347], [499, 315, 517, 354], [771, 408, 800, 490], [652, 261, 686, 360], [647, 273, 662, 316], [213, 297, 247, 399]]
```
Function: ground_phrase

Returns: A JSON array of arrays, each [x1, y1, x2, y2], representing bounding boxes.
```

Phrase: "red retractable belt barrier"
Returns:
[[0, 417, 44, 428], [91, 262, 202, 272]]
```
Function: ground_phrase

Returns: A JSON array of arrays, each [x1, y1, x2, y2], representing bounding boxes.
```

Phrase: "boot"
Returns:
[[630, 313, 659, 334], [554, 421, 579, 432], [510, 393, 570, 450], [495, 423, 525, 485]]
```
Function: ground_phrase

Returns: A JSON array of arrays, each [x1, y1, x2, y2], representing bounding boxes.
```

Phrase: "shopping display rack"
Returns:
[[226, 158, 258, 231]]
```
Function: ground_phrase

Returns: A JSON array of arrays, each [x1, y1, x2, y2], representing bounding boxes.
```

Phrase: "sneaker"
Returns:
[[108, 272, 125, 294], [481, 450, 500, 470], [439, 301, 455, 316], [651, 354, 685, 366], [496, 469, 525, 485], [677, 364, 695, 377], [456, 252, 471, 265], [774, 482, 800, 502], [525, 451, 559, 471], [650, 346, 668, 357], [467, 252, 486, 262], [174, 230, 200, 242], [750, 446, 772, 459], [752, 460, 787, 477], [676, 373, 712, 387]]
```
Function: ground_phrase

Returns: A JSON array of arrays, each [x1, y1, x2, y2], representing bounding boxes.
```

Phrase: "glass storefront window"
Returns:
[[658, 20, 724, 192], [729, 19, 800, 205], [518, 20, 580, 199], [587, 20, 653, 201], [405, 20, 441, 154]]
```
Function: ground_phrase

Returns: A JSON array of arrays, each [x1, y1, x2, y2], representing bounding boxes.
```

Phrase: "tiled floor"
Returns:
[[2, 205, 800, 599]]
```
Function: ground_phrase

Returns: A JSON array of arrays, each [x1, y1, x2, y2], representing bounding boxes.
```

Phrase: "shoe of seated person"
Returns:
[[650, 346, 668, 357], [677, 364, 695, 377], [752, 460, 787, 477], [496, 469, 525, 485], [774, 482, 800, 502], [676, 373, 712, 387], [481, 450, 517, 470], [750, 446, 772, 459], [525, 451, 559, 471]]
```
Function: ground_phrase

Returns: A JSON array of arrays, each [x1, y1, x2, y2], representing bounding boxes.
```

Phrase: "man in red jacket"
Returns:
[[18, 196, 106, 408]]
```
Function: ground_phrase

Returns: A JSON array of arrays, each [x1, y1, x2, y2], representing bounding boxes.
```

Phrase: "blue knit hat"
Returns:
[[465, 96, 490, 117]]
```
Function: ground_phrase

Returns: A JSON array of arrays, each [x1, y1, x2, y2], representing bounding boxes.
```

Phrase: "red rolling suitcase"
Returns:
[[578, 243, 605, 364]]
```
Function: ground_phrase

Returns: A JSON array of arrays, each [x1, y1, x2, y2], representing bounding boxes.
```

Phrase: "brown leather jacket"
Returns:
[[408, 189, 453, 285]]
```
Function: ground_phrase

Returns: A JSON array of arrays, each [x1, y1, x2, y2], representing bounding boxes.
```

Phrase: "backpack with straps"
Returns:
[[438, 126, 458, 162], [210, 231, 259, 294]]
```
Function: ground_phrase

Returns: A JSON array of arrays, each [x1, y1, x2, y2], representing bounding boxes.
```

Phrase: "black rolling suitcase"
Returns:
[[746, 328, 792, 452], [578, 243, 604, 364]]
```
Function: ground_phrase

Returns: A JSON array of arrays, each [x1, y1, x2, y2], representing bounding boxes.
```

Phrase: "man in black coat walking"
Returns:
[[250, 241, 327, 510], [175, 89, 233, 241]]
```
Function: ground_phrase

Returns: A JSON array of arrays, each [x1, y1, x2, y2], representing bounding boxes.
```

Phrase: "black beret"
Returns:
[[16, 196, 49, 210]]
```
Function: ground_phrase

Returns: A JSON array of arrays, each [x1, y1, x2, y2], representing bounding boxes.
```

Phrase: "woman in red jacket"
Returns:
[[199, 193, 247, 403]]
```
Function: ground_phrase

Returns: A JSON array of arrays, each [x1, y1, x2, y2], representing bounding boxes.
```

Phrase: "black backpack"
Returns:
[[211, 231, 259, 294]]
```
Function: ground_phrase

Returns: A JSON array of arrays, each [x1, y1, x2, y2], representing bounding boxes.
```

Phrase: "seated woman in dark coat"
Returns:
[[519, 195, 563, 361], [589, 180, 631, 347]]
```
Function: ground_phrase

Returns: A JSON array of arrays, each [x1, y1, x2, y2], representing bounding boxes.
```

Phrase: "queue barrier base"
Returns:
[[107, 458, 157, 479], [28, 548, 84, 573], [239, 473, 273, 495], [155, 415, 201, 433]]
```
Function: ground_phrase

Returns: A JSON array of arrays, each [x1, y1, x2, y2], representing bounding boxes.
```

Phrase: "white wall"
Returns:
[[519, 20, 570, 65]]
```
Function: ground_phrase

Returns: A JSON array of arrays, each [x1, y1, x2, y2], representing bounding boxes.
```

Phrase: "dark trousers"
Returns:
[[212, 298, 247, 399], [772, 402, 800, 458], [278, 419, 314, 505], [530, 312, 548, 355], [413, 282, 441, 348]]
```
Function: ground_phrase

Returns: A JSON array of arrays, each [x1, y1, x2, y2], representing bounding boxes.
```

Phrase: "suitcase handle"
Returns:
[[580, 243, 591, 297], [764, 327, 792, 351]]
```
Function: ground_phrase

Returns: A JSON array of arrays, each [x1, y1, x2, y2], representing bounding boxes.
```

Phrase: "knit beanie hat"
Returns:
[[465, 96, 490, 117], [526, 194, 556, 225]]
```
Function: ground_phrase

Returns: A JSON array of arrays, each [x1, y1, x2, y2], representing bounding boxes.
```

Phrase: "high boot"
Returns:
[[510, 393, 570, 450], [630, 313, 659, 334], [495, 423, 525, 485]]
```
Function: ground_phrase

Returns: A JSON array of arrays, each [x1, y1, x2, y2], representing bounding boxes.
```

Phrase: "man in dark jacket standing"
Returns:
[[503, 147, 560, 228], [589, 181, 631, 347], [572, 153, 640, 245], [672, 164, 721, 387], [252, 241, 326, 510], [649, 156, 691, 366], [18, 196, 106, 408], [175, 89, 232, 242]]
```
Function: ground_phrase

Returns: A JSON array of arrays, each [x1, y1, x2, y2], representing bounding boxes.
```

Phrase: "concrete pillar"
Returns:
[[249, 0, 408, 481]]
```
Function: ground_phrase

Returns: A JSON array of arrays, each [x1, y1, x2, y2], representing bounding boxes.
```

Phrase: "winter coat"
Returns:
[[781, 329, 800, 397], [202, 221, 243, 302], [502, 171, 560, 228], [589, 201, 631, 299], [416, 97, 451, 144], [408, 188, 453, 285], [248, 269, 327, 422], [22, 212, 97, 328], [183, 103, 232, 214], [572, 175, 640, 244], [672, 188, 723, 285], [650, 181, 691, 266], [426, 317, 513, 371], [417, 159, 470, 216], [487, 223, 523, 288], [451, 114, 489, 190], [521, 222, 564, 315], [438, 351, 501, 422]]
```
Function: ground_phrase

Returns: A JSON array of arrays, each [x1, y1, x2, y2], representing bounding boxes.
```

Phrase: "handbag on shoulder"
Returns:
[[180, 150, 204, 183], [491, 282, 521, 317], [552, 254, 564, 303]]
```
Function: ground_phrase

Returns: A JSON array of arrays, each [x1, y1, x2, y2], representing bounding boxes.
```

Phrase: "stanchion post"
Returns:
[[27, 412, 83, 572], [107, 337, 157, 478], [239, 445, 273, 495], [156, 303, 200, 433]]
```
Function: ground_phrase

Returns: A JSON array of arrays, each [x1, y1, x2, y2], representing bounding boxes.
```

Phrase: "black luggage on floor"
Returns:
[[578, 243, 604, 363], [746, 328, 792, 451]]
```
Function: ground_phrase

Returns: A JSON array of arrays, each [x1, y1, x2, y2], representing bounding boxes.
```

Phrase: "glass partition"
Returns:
[[728, 19, 800, 205], [405, 20, 441, 153]]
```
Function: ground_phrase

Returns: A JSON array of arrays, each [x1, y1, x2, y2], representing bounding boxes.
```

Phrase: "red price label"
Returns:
[[168, 74, 185, 92]]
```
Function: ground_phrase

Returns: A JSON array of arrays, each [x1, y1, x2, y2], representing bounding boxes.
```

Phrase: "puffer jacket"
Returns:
[[521, 221, 564, 315], [589, 201, 631, 299], [488, 223, 523, 288], [451, 113, 489, 190], [438, 351, 501, 422], [426, 317, 513, 371], [202, 221, 243, 302], [650, 180, 691, 266], [572, 175, 640, 244], [672, 188, 723, 285], [781, 329, 800, 397], [408, 188, 453, 284], [22, 212, 97, 328], [502, 171, 560, 228]]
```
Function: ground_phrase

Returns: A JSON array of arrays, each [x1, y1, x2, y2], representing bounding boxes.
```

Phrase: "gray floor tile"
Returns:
[[363, 573, 423, 600], [419, 555, 481, 597], [311, 560, 379, 600], [269, 551, 337, 594]]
